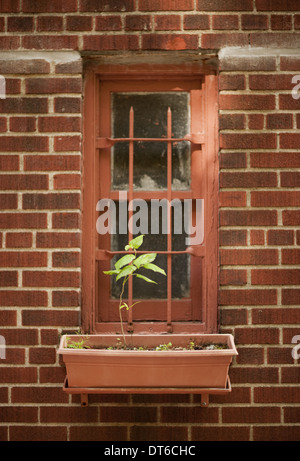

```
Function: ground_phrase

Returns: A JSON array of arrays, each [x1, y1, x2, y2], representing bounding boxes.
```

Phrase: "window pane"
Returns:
[[111, 92, 190, 191]]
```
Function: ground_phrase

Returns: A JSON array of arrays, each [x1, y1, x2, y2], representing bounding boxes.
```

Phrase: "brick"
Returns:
[[22, 309, 79, 326], [22, 271, 80, 288], [220, 210, 277, 226], [23, 0, 77, 12], [251, 191, 300, 207], [267, 113, 293, 130], [280, 56, 300, 70], [219, 74, 245, 90], [283, 210, 300, 225], [52, 212, 80, 229], [220, 289, 277, 306], [192, 426, 250, 442], [271, 14, 292, 30], [9, 117, 36, 132], [10, 426, 67, 442], [54, 97, 81, 113], [0, 310, 17, 325], [219, 113, 245, 130], [0, 97, 48, 113], [241, 14, 268, 29], [0, 368, 37, 384], [236, 347, 264, 364], [0, 174, 48, 190], [202, 33, 249, 48], [0, 136, 48, 153], [219, 229, 247, 246], [52, 252, 80, 268], [212, 15, 239, 30], [254, 426, 300, 442], [54, 136, 81, 152], [183, 14, 210, 30], [220, 55, 276, 71], [0, 290, 47, 307], [40, 406, 98, 423], [220, 249, 278, 265], [80, 0, 135, 11], [222, 406, 280, 423], [279, 95, 300, 111], [250, 229, 265, 245], [235, 327, 280, 344], [29, 347, 56, 364], [251, 152, 300, 169], [23, 35, 78, 50], [83, 35, 139, 51], [267, 347, 294, 364], [53, 174, 81, 189], [66, 15, 93, 31], [22, 193, 80, 210], [0, 36, 20, 50], [130, 426, 188, 442], [248, 114, 264, 130], [161, 406, 218, 423], [284, 408, 300, 423], [282, 289, 300, 305], [24, 155, 80, 171], [0, 0, 20, 12], [140, 0, 193, 10], [7, 16, 34, 32], [0, 328, 38, 345], [37, 16, 64, 32], [0, 407, 38, 423], [220, 307, 248, 323], [219, 94, 275, 110], [70, 426, 127, 441], [220, 172, 277, 188], [254, 387, 300, 403], [0, 213, 47, 229], [249, 74, 296, 90], [0, 251, 47, 268], [219, 191, 246, 207], [101, 406, 157, 423], [0, 271, 18, 287], [267, 230, 294, 246], [154, 15, 181, 31], [0, 117, 7, 132], [252, 269, 300, 285], [220, 133, 276, 149], [95, 15, 122, 31], [52, 290, 80, 307], [197, 0, 253, 10], [38, 116, 81, 133], [41, 329, 60, 345], [250, 32, 300, 47], [0, 194, 18, 209], [36, 232, 80, 248], [26, 78, 82, 94], [253, 308, 300, 325], [256, 0, 300, 11], [219, 152, 247, 169], [125, 15, 152, 31], [142, 34, 198, 50]]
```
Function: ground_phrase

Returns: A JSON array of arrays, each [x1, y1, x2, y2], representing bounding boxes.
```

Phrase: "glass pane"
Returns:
[[110, 201, 190, 299], [111, 92, 190, 191]]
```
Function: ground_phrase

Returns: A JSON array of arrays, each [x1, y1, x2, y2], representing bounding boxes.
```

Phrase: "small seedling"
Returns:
[[103, 234, 166, 346]]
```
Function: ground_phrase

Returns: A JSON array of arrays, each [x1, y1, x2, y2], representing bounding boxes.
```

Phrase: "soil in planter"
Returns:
[[66, 337, 229, 351]]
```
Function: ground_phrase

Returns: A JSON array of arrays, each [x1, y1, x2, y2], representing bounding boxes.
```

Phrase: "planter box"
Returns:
[[58, 333, 238, 391]]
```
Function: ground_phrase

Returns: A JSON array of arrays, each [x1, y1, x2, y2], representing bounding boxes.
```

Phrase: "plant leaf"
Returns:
[[103, 269, 120, 275], [125, 234, 144, 250], [116, 264, 136, 281], [135, 273, 157, 284], [133, 253, 157, 268], [114, 254, 135, 270], [143, 263, 166, 276]]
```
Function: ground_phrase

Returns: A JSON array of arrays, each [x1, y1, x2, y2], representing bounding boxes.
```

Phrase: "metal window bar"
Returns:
[[98, 106, 205, 333]]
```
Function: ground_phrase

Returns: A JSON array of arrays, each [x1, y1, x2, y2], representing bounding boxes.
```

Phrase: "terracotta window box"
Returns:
[[58, 333, 238, 406]]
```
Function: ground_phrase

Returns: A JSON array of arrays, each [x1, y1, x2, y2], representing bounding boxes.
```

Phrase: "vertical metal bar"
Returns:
[[167, 107, 172, 332], [127, 106, 134, 331]]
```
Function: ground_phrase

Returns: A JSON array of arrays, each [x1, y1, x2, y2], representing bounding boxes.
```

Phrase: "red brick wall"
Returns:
[[0, 1, 299, 442]]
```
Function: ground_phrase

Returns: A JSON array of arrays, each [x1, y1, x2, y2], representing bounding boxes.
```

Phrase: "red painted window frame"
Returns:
[[82, 62, 219, 335]]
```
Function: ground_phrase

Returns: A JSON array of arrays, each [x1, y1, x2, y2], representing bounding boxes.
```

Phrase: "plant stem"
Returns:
[[119, 275, 128, 346]]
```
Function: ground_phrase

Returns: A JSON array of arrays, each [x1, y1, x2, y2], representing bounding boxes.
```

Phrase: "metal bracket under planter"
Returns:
[[62, 376, 232, 407]]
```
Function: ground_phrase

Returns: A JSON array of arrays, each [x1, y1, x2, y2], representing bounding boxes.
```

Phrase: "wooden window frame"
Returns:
[[82, 62, 219, 335]]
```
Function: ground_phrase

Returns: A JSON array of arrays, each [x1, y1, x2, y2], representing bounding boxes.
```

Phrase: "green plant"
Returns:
[[66, 336, 90, 349], [103, 234, 166, 346]]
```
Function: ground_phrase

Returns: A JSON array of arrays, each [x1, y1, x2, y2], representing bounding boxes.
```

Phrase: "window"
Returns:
[[82, 62, 218, 334]]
